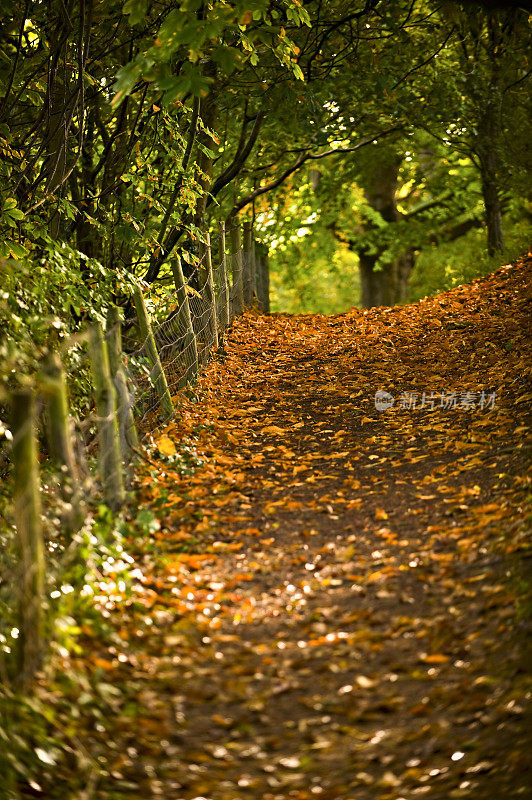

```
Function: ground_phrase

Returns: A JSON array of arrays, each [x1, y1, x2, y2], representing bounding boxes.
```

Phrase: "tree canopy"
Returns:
[[0, 0, 530, 349]]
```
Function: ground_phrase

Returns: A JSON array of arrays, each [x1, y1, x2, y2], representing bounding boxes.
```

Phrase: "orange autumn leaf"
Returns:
[[421, 654, 450, 664], [157, 435, 176, 456]]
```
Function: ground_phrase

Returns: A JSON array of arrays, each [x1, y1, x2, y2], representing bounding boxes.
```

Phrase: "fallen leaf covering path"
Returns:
[[61, 259, 531, 799]]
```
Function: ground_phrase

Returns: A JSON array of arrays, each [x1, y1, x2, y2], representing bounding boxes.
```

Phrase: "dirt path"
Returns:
[[70, 260, 530, 800]]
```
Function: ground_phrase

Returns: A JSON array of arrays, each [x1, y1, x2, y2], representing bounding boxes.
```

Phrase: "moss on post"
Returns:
[[133, 286, 174, 421], [170, 256, 199, 388], [41, 352, 84, 535], [11, 387, 45, 689], [88, 323, 125, 510]]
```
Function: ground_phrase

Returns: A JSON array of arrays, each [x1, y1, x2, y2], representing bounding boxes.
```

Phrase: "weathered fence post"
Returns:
[[255, 242, 271, 313], [11, 388, 45, 688], [170, 256, 199, 387], [199, 232, 218, 355], [41, 352, 84, 534], [88, 323, 125, 510], [263, 250, 270, 313], [216, 220, 230, 334], [133, 286, 174, 420], [106, 306, 140, 467], [229, 223, 244, 319], [242, 220, 255, 307]]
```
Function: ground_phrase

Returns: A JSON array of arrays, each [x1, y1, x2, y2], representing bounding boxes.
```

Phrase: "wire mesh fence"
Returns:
[[1, 220, 269, 688]]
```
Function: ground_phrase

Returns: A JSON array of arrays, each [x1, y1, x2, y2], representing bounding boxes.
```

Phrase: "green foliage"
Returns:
[[0, 248, 136, 441], [113, 0, 310, 105], [271, 243, 361, 314], [135, 508, 161, 534], [0, 500, 140, 795], [409, 213, 532, 301]]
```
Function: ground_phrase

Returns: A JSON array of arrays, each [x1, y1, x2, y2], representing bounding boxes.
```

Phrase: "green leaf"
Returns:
[[292, 63, 304, 81], [111, 60, 142, 107], [136, 509, 161, 534], [5, 241, 28, 258], [212, 45, 241, 74], [123, 0, 148, 26]]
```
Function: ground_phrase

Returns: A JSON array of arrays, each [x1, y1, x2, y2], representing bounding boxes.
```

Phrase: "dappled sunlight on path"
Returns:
[[75, 258, 531, 800]]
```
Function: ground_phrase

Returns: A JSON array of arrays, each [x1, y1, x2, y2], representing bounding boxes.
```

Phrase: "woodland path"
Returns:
[[77, 259, 530, 800]]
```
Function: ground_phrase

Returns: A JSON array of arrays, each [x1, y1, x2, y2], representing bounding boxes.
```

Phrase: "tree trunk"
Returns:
[[396, 249, 415, 303], [477, 87, 505, 256], [469, 12, 506, 257], [359, 253, 384, 308], [193, 72, 218, 228], [356, 150, 416, 308], [480, 158, 505, 256]]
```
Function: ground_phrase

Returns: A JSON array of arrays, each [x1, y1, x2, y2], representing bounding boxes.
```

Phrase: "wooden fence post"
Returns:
[[11, 388, 45, 688], [229, 223, 244, 318], [255, 243, 263, 311], [255, 242, 271, 313], [106, 306, 140, 466], [263, 251, 270, 313], [216, 221, 230, 334], [88, 323, 125, 510], [242, 220, 255, 307], [199, 232, 218, 355], [41, 352, 84, 535], [170, 256, 199, 387], [133, 286, 174, 420]]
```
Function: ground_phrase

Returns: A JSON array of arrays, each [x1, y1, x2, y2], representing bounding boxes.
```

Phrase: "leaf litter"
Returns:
[[40, 258, 531, 799]]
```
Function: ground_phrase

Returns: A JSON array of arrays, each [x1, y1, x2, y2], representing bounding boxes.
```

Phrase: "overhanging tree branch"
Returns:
[[208, 111, 264, 203], [227, 126, 403, 217], [157, 95, 200, 247], [228, 151, 308, 218]]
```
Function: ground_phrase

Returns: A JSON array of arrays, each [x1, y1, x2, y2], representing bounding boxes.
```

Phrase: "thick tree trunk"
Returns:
[[395, 249, 415, 303], [356, 151, 415, 308], [480, 158, 505, 256], [477, 89, 505, 256], [359, 253, 385, 308], [470, 13, 505, 257]]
